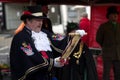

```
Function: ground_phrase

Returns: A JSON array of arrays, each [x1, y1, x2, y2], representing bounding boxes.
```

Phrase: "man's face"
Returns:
[[27, 18, 43, 31], [109, 13, 118, 22]]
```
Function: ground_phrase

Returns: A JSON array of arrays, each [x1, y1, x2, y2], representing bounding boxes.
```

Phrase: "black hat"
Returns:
[[66, 22, 79, 34], [106, 6, 119, 19], [20, 5, 47, 20]]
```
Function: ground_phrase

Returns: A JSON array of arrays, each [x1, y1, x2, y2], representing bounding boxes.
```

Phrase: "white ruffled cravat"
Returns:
[[31, 31, 52, 52]]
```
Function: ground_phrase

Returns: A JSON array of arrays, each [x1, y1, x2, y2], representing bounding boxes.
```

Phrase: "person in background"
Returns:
[[96, 6, 120, 80], [10, 6, 87, 80], [79, 12, 90, 47], [41, 4, 54, 33], [14, 4, 53, 34], [56, 22, 98, 80]]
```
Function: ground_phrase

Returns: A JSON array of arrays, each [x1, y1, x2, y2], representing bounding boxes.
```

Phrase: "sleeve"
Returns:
[[79, 20, 90, 46], [96, 24, 104, 47], [10, 35, 53, 80], [45, 31, 68, 57]]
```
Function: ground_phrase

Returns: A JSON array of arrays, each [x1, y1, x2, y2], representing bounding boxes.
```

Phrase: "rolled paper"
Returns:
[[68, 33, 80, 36], [61, 35, 81, 59]]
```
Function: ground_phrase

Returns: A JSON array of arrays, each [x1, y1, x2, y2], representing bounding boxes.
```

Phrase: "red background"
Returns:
[[89, 5, 120, 48]]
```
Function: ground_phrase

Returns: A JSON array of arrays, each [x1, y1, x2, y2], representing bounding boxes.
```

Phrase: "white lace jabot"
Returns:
[[31, 31, 52, 51]]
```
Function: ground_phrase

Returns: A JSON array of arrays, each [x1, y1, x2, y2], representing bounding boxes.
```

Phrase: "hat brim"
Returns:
[[20, 12, 47, 20]]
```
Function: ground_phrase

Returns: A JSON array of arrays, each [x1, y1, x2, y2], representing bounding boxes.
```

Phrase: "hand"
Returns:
[[59, 57, 70, 65], [54, 57, 64, 67], [75, 30, 87, 37]]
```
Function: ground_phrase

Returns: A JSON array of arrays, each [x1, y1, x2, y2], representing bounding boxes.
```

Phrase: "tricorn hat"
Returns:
[[20, 5, 47, 20], [106, 6, 119, 19], [66, 22, 79, 34]]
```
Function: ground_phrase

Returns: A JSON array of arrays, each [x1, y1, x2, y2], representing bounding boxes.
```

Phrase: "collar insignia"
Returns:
[[52, 34, 64, 40]]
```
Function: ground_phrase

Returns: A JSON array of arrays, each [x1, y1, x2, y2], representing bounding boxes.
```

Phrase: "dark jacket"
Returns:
[[53, 38, 98, 80], [96, 21, 120, 60], [10, 27, 54, 80]]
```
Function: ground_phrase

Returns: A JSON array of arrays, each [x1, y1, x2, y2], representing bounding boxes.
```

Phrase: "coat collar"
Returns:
[[23, 26, 32, 36]]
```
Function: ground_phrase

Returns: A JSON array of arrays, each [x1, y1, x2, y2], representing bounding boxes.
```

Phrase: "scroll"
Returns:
[[61, 33, 81, 59]]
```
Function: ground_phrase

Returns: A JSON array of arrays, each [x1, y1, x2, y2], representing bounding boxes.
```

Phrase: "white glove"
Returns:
[[75, 30, 87, 37], [54, 57, 64, 67]]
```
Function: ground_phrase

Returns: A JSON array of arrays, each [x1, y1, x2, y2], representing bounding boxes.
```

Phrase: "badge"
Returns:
[[52, 34, 64, 40], [21, 42, 34, 56]]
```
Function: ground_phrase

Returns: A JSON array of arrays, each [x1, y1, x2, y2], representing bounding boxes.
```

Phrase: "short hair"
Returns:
[[81, 12, 88, 18]]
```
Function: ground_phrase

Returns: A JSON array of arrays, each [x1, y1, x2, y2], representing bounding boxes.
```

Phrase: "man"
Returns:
[[96, 6, 120, 80], [10, 5, 64, 80], [41, 4, 53, 33], [10, 5, 87, 80], [79, 12, 90, 47]]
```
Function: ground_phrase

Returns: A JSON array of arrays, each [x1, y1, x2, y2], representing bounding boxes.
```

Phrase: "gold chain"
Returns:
[[73, 41, 84, 64]]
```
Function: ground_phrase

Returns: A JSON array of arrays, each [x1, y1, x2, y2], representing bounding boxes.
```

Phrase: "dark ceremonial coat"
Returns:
[[10, 27, 98, 80], [48, 36, 98, 80], [10, 27, 54, 80]]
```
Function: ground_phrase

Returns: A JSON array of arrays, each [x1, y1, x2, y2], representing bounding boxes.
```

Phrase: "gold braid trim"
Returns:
[[48, 39, 63, 53], [18, 58, 48, 80], [48, 58, 53, 71], [73, 41, 84, 59]]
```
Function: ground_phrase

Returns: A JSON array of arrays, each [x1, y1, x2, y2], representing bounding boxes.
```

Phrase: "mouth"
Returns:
[[37, 25, 41, 28]]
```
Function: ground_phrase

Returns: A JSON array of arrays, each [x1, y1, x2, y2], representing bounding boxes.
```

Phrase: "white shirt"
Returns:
[[31, 31, 52, 51]]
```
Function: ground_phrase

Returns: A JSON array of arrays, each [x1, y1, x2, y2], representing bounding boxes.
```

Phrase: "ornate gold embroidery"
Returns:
[[73, 41, 84, 64], [48, 39, 63, 53], [18, 58, 48, 80], [48, 58, 53, 71], [22, 42, 28, 47]]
